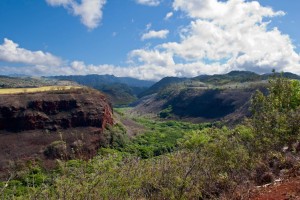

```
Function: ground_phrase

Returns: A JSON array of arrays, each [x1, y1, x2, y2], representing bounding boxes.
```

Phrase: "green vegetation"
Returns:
[[1, 73, 300, 199], [250, 74, 300, 152], [159, 105, 173, 118], [101, 123, 129, 149], [122, 118, 211, 158]]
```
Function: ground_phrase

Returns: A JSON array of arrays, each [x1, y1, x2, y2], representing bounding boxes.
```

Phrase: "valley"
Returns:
[[0, 71, 300, 199], [2, 0, 300, 198]]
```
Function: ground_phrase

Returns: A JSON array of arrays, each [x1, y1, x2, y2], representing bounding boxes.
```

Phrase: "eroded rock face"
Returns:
[[0, 90, 113, 132], [0, 89, 114, 179]]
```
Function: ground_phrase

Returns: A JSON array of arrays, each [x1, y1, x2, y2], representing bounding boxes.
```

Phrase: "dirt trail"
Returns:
[[252, 177, 300, 200]]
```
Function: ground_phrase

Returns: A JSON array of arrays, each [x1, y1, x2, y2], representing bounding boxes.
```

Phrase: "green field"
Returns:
[[0, 86, 82, 95]]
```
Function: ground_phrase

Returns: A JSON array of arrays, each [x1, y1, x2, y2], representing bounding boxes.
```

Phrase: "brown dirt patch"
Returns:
[[252, 177, 300, 200]]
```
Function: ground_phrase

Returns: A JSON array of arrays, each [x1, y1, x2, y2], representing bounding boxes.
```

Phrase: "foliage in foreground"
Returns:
[[1, 74, 300, 199]]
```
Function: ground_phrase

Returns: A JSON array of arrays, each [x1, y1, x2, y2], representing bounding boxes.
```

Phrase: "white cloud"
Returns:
[[141, 30, 169, 40], [46, 0, 72, 6], [135, 0, 161, 6], [146, 23, 152, 30], [0, 61, 225, 81], [164, 12, 173, 20], [2, 0, 300, 80], [172, 0, 285, 22], [129, 49, 175, 66], [129, 0, 300, 76], [167, 0, 300, 74], [46, 0, 106, 30], [0, 38, 62, 66]]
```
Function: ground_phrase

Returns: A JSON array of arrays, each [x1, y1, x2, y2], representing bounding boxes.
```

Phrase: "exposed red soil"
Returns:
[[252, 177, 300, 200]]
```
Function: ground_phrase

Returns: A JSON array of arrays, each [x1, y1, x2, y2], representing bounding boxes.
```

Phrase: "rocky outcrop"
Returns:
[[0, 89, 114, 179], [0, 89, 113, 132]]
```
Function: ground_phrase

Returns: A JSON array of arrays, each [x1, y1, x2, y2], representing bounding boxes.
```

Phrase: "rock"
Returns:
[[0, 89, 113, 132], [0, 89, 114, 179]]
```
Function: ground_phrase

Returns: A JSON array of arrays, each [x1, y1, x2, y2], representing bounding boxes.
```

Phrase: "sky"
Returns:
[[0, 0, 300, 80]]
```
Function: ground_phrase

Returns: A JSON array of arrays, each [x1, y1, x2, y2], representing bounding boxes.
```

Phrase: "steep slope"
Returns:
[[94, 83, 137, 105], [132, 71, 278, 123], [138, 77, 187, 97], [0, 88, 114, 178], [51, 74, 155, 105], [132, 86, 262, 123], [0, 89, 113, 132], [193, 71, 262, 85], [133, 71, 300, 123]]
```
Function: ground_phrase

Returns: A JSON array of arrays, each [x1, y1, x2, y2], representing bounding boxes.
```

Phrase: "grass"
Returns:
[[0, 86, 82, 95]]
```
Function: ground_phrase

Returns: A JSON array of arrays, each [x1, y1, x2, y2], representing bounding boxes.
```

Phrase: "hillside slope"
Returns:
[[51, 74, 155, 105], [0, 88, 114, 178], [132, 71, 300, 123]]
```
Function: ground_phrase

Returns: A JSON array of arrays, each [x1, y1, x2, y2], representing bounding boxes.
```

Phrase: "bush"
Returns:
[[44, 141, 67, 159], [250, 73, 300, 152], [159, 105, 173, 118]]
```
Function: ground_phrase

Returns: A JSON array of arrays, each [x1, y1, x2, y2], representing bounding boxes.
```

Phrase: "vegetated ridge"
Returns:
[[51, 74, 155, 106], [132, 71, 300, 124]]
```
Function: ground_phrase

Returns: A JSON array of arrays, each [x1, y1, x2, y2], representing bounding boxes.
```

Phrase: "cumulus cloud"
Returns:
[[129, 49, 175, 66], [2, 0, 300, 80], [164, 12, 173, 20], [130, 0, 300, 76], [135, 0, 161, 6], [46, 0, 106, 30], [0, 61, 226, 81], [141, 30, 169, 40], [0, 38, 62, 66]]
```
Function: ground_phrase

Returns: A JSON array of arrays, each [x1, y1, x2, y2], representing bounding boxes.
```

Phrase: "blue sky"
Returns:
[[0, 0, 300, 80]]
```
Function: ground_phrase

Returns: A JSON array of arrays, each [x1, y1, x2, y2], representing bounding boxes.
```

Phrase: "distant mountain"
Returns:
[[261, 72, 300, 80], [193, 71, 300, 85], [51, 74, 155, 106], [138, 77, 188, 98], [193, 71, 261, 85], [94, 83, 137, 106], [51, 74, 154, 88]]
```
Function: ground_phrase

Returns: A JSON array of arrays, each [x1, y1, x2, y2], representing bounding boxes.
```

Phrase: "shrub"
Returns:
[[250, 73, 300, 152], [159, 105, 173, 118]]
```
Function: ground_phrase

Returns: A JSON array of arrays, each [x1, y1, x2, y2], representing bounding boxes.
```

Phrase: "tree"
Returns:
[[250, 72, 300, 151]]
